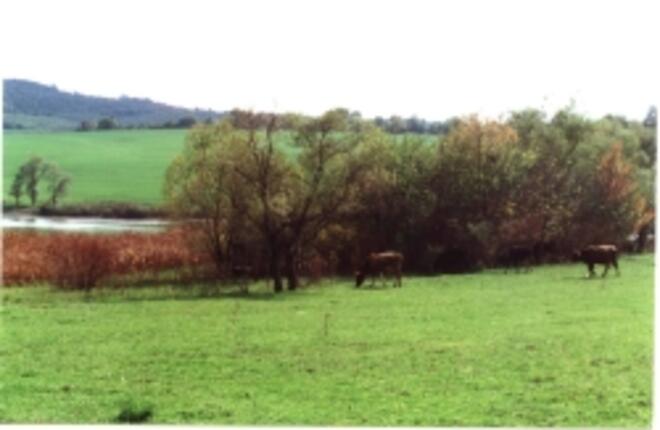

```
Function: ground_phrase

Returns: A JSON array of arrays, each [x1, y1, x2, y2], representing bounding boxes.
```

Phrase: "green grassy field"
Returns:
[[0, 255, 653, 425], [3, 130, 188, 205]]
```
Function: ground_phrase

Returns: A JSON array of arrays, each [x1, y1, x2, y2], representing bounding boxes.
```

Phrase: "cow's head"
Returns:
[[355, 271, 366, 287]]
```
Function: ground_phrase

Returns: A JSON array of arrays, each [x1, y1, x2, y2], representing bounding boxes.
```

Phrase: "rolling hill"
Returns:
[[3, 79, 226, 130]]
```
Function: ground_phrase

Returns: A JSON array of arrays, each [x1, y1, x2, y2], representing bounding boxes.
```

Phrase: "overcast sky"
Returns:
[[1, 0, 658, 121]]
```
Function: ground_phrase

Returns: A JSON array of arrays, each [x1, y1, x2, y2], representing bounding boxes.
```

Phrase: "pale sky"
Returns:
[[1, 0, 658, 121]]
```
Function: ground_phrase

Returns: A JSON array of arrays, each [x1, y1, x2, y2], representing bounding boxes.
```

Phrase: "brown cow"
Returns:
[[355, 251, 404, 288], [572, 244, 620, 277]]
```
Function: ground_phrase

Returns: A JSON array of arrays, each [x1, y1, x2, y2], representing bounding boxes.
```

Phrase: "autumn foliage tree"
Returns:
[[430, 116, 535, 262], [165, 110, 364, 292], [573, 142, 653, 244], [503, 109, 597, 252], [164, 121, 253, 276]]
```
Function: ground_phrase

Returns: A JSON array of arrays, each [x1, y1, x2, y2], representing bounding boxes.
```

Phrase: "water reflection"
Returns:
[[1, 214, 171, 233]]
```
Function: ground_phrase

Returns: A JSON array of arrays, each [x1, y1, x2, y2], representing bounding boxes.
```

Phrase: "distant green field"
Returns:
[[3, 130, 188, 205], [2, 129, 310, 206], [0, 255, 653, 425]]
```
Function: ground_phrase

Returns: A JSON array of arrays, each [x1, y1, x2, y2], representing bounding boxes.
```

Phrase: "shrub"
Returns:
[[114, 399, 153, 423], [47, 235, 115, 291], [2, 232, 53, 285]]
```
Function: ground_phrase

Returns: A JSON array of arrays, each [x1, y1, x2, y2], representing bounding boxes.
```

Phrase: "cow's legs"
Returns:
[[602, 263, 610, 277], [587, 263, 595, 277], [395, 271, 402, 288], [613, 259, 620, 276]]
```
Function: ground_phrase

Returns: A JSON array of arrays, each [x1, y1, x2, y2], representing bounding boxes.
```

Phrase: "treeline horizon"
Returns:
[[165, 106, 656, 292], [48, 108, 490, 135], [205, 106, 658, 136]]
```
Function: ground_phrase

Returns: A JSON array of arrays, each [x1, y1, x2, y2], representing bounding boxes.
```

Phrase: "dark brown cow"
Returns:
[[498, 244, 535, 273], [355, 251, 404, 288], [572, 244, 620, 277]]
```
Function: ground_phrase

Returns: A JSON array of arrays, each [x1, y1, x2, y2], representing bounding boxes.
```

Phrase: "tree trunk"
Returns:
[[273, 275, 283, 293], [270, 247, 283, 293], [637, 224, 649, 253], [285, 249, 299, 291], [207, 228, 225, 278]]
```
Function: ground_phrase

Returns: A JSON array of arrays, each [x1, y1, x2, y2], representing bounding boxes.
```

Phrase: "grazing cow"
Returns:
[[498, 245, 535, 273], [355, 251, 404, 288], [572, 244, 620, 277]]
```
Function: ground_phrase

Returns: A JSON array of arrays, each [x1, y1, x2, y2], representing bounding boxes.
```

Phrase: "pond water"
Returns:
[[1, 214, 171, 233]]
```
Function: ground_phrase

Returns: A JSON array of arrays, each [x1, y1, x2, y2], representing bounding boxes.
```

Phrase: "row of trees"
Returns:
[[78, 117, 120, 131], [3, 120, 25, 130], [165, 107, 656, 292], [227, 108, 453, 135], [9, 157, 71, 207], [77, 116, 206, 131], [372, 115, 452, 134]]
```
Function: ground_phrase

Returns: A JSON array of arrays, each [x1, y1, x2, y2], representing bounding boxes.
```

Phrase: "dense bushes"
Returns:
[[166, 108, 655, 288], [2, 227, 209, 289]]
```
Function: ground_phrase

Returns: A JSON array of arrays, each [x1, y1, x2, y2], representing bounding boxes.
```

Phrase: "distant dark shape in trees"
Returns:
[[497, 244, 535, 273], [434, 247, 478, 274], [532, 241, 559, 263], [231, 265, 253, 278], [355, 251, 404, 288], [176, 116, 197, 128], [77, 120, 96, 131], [3, 121, 24, 130], [97, 117, 118, 130]]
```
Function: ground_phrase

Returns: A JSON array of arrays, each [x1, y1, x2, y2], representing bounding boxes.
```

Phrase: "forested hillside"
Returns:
[[3, 79, 225, 130]]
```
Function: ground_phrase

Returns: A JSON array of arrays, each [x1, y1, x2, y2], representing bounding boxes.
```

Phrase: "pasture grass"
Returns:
[[0, 255, 653, 425], [3, 129, 187, 205], [2, 129, 300, 206]]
